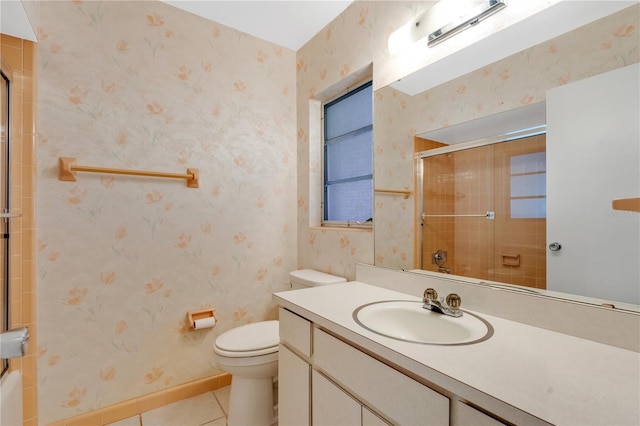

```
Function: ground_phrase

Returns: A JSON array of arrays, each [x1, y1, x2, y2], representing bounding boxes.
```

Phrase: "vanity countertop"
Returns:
[[274, 281, 640, 426]]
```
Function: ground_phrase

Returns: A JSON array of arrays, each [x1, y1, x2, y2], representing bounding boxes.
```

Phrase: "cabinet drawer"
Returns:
[[279, 307, 312, 357], [313, 328, 449, 426]]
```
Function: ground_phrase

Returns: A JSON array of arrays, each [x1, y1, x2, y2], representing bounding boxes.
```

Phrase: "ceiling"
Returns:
[[0, 0, 37, 41], [163, 1, 353, 51], [0, 0, 354, 51]]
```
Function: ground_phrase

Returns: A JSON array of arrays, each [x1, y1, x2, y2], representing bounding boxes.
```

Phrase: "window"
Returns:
[[323, 81, 373, 227], [509, 151, 546, 219]]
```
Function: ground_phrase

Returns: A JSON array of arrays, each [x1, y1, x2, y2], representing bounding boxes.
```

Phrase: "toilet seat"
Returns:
[[214, 320, 279, 358]]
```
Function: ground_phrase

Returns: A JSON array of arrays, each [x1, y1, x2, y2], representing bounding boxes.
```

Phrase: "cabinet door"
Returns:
[[453, 401, 506, 426], [279, 345, 310, 425], [314, 329, 449, 425], [280, 307, 312, 357], [363, 407, 391, 426], [312, 370, 361, 426]]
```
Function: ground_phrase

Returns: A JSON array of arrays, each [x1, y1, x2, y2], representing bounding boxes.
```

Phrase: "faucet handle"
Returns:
[[423, 288, 438, 302], [445, 293, 461, 310]]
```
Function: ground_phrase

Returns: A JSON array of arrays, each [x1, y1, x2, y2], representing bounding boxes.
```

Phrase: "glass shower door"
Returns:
[[418, 134, 547, 289], [419, 144, 495, 279]]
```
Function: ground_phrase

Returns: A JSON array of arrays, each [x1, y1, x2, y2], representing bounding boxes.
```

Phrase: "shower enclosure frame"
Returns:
[[416, 125, 546, 274], [1, 61, 12, 378]]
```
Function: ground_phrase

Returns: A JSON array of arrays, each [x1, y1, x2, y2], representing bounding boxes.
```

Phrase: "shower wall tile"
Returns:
[[1, 45, 22, 71], [1, 32, 38, 425]]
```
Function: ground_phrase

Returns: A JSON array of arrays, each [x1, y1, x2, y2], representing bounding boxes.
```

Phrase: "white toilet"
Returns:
[[213, 269, 346, 426]]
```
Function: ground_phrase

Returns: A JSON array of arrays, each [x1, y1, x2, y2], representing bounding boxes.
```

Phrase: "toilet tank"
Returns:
[[289, 269, 346, 290]]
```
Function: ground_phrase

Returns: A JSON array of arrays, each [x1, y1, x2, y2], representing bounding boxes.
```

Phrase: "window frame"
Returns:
[[321, 80, 373, 229]]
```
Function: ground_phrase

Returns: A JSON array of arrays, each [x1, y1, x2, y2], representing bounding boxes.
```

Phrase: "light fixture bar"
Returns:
[[428, 0, 507, 47]]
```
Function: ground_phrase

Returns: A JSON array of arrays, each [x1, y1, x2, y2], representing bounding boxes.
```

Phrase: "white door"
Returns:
[[546, 63, 639, 305]]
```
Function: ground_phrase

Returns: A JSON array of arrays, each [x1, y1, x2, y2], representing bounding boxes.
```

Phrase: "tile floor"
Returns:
[[107, 386, 230, 426]]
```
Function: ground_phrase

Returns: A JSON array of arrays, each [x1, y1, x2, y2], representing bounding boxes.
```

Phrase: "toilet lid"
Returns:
[[215, 320, 279, 354]]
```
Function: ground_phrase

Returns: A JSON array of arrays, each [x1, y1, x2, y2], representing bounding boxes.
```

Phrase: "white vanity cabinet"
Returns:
[[279, 344, 310, 425], [362, 407, 390, 426], [313, 328, 449, 425], [279, 307, 449, 426], [276, 307, 542, 426], [451, 401, 508, 426], [278, 305, 547, 426], [311, 369, 395, 426], [311, 370, 363, 425], [276, 281, 639, 426], [278, 308, 312, 425]]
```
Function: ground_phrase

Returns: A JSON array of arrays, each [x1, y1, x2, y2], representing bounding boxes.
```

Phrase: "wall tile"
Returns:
[[2, 33, 38, 422], [2, 45, 22, 70]]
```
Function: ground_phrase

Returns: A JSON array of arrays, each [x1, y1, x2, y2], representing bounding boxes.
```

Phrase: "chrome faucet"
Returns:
[[423, 288, 463, 317]]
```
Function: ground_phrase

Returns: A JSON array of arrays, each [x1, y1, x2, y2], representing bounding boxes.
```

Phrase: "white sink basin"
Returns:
[[353, 300, 493, 345]]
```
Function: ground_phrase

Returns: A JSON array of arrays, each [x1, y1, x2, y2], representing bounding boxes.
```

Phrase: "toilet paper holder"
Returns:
[[187, 309, 216, 331]]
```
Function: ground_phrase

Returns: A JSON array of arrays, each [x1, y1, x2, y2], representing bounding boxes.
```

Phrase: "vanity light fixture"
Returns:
[[428, 0, 507, 47], [387, 0, 507, 55]]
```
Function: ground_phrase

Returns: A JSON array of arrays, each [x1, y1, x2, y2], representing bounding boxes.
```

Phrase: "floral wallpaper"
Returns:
[[21, 0, 639, 422], [372, 0, 564, 90], [412, 5, 640, 136], [295, 2, 378, 278], [372, 85, 415, 269], [294, 1, 434, 277], [30, 1, 296, 423]]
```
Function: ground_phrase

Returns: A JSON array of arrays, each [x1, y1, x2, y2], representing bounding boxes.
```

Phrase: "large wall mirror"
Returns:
[[373, 2, 640, 312]]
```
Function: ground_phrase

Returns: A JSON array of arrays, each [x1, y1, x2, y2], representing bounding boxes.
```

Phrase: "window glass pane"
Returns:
[[510, 174, 546, 198], [325, 84, 372, 140], [511, 152, 546, 174], [326, 129, 373, 182], [511, 198, 546, 219], [326, 180, 372, 222], [323, 81, 373, 225], [509, 151, 546, 218]]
